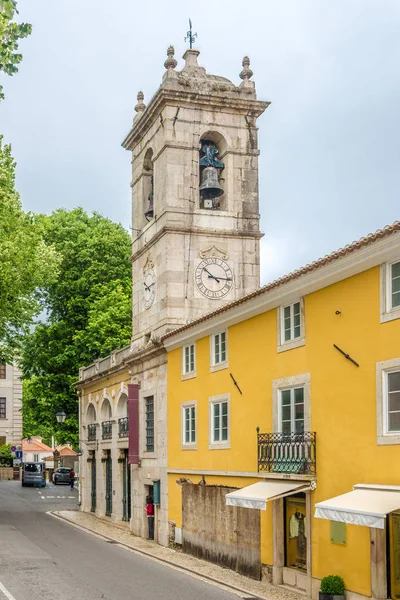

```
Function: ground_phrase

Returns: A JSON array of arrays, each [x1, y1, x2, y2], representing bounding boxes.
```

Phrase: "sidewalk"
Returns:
[[51, 510, 306, 600]]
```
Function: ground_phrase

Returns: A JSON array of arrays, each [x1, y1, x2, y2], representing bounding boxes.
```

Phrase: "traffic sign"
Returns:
[[15, 450, 22, 459], [10, 446, 16, 452], [13, 459, 21, 465]]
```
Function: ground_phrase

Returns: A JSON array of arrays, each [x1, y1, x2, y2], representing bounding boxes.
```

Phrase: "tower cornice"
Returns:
[[122, 87, 270, 151]]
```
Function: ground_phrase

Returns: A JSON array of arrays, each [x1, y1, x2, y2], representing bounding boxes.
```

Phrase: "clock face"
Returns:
[[142, 268, 156, 309], [195, 258, 234, 299]]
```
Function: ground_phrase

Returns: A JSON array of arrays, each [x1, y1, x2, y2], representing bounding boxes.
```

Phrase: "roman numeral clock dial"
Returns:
[[195, 258, 234, 299]]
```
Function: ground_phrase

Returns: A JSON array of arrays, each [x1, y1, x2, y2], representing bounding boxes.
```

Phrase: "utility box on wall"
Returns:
[[153, 480, 160, 505]]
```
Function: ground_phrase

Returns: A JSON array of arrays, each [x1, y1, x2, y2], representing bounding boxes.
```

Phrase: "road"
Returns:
[[0, 480, 241, 600]]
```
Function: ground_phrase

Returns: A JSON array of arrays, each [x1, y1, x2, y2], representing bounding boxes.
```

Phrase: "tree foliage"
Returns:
[[22, 208, 132, 446], [0, 443, 12, 466], [0, 137, 60, 363], [0, 0, 32, 100]]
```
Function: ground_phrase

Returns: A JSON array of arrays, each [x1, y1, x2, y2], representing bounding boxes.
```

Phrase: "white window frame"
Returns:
[[210, 330, 228, 372], [277, 298, 305, 353], [272, 373, 311, 433], [181, 401, 197, 449], [182, 343, 196, 380], [380, 261, 400, 323], [33, 454, 39, 462], [376, 357, 400, 445], [209, 394, 230, 449]]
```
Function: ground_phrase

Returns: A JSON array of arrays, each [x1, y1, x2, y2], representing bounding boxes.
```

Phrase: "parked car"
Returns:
[[52, 467, 72, 485], [22, 462, 46, 487]]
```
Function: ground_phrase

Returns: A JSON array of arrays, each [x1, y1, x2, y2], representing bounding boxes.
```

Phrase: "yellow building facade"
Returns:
[[164, 223, 400, 600]]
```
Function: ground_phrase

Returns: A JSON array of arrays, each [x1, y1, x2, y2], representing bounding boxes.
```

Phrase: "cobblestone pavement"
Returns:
[[52, 510, 307, 600]]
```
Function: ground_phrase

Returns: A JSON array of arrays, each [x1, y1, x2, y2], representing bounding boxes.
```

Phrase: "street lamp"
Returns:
[[56, 411, 67, 423]]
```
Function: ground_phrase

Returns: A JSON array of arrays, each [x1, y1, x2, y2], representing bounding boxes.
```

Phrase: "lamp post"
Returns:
[[54, 411, 66, 471], [53, 448, 60, 470]]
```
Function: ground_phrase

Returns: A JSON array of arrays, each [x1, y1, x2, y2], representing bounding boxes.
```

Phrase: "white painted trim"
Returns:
[[181, 343, 196, 380], [164, 232, 400, 350], [210, 329, 228, 373], [167, 468, 316, 481], [208, 393, 230, 449], [277, 298, 306, 353], [380, 261, 400, 323], [181, 401, 197, 450], [376, 357, 400, 445]]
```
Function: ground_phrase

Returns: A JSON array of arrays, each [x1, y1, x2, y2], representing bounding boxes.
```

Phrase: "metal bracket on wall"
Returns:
[[230, 372, 243, 394], [333, 344, 359, 367]]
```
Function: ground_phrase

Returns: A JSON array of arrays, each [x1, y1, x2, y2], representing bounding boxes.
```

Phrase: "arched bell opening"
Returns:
[[199, 132, 226, 211], [143, 148, 154, 224]]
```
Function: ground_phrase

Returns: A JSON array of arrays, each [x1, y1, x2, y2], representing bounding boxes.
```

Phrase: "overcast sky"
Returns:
[[1, 0, 399, 284]]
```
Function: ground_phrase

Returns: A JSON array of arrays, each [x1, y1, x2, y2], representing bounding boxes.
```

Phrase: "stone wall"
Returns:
[[182, 483, 261, 579]]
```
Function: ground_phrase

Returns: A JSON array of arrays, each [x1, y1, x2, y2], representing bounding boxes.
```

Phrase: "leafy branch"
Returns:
[[0, 0, 32, 100]]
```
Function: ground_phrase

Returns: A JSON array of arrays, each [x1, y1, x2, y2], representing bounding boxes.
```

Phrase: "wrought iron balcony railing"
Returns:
[[258, 431, 316, 475], [118, 417, 129, 438], [102, 420, 112, 440], [87, 424, 97, 442]]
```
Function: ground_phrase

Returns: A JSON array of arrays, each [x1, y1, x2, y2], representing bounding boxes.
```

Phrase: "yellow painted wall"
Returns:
[[167, 266, 400, 595]]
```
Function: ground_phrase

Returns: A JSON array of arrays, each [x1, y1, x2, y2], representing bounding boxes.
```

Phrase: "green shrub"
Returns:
[[321, 575, 345, 596]]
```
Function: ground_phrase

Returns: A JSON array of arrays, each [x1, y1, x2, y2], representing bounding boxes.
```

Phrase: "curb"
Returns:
[[49, 511, 267, 600]]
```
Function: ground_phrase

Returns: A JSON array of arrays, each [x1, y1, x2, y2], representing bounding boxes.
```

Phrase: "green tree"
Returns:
[[0, 137, 60, 363], [0, 443, 13, 466], [0, 0, 32, 100], [23, 208, 132, 446]]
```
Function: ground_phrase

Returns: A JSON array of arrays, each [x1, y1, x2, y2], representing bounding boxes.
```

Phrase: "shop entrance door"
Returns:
[[389, 512, 400, 599], [105, 451, 112, 517], [91, 456, 96, 513], [122, 450, 131, 521], [284, 493, 307, 571]]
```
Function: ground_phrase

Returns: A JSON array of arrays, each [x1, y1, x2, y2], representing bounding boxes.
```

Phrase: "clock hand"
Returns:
[[204, 268, 220, 284], [144, 283, 150, 291], [208, 276, 232, 281]]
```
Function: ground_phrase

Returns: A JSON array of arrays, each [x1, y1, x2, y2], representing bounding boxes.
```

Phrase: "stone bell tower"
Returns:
[[122, 46, 269, 346], [77, 42, 270, 549]]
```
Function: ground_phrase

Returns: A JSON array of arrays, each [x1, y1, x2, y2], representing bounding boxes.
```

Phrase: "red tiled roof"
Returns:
[[162, 221, 400, 341], [22, 438, 53, 453], [57, 446, 77, 456]]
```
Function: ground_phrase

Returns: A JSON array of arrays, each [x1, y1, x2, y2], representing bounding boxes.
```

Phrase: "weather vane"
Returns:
[[184, 19, 197, 49]]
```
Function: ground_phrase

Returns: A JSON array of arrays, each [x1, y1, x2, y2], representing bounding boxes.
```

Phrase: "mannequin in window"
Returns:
[[289, 510, 306, 565]]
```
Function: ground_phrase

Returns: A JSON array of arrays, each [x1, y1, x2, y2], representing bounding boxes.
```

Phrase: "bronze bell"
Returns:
[[199, 166, 224, 200], [144, 192, 154, 221]]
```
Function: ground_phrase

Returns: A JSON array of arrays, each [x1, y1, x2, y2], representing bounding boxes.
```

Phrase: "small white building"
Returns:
[[22, 437, 53, 465], [0, 363, 22, 447]]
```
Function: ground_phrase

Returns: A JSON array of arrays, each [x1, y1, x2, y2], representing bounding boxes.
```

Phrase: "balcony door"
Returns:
[[279, 387, 304, 433]]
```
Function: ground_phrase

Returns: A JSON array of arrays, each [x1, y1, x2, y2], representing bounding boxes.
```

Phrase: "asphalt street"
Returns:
[[0, 480, 242, 600]]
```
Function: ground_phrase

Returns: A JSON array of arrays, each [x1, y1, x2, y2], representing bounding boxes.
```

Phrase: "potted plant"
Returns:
[[320, 575, 345, 600]]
